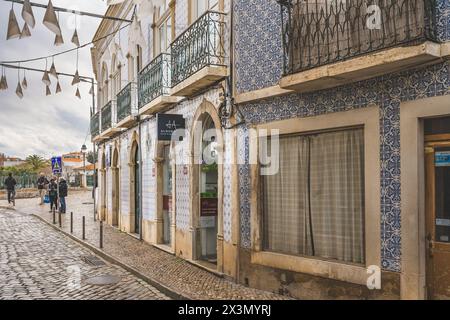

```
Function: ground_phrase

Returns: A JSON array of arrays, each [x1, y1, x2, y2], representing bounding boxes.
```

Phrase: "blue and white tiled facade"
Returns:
[[233, 0, 450, 272]]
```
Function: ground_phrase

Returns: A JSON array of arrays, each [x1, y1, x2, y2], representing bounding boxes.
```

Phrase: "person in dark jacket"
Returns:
[[58, 177, 68, 214], [48, 178, 58, 212], [4, 173, 17, 205], [37, 173, 49, 205]]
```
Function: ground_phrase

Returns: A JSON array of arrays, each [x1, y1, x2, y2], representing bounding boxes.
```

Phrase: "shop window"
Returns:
[[199, 115, 218, 262], [262, 128, 365, 264]]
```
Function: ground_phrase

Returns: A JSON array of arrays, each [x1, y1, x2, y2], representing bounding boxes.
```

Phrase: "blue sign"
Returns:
[[436, 152, 450, 167], [51, 156, 62, 174]]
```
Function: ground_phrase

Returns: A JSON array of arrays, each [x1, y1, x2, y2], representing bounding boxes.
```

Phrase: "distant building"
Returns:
[[62, 152, 85, 167], [1, 156, 25, 168]]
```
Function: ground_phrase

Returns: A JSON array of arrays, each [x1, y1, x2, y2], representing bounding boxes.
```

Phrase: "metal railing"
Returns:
[[91, 112, 100, 138], [117, 82, 138, 123], [138, 53, 171, 108], [279, 0, 438, 75], [171, 10, 226, 88], [0, 174, 38, 190], [101, 101, 113, 132]]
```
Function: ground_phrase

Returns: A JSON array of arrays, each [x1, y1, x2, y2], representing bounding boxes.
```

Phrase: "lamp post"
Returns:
[[81, 144, 87, 188]]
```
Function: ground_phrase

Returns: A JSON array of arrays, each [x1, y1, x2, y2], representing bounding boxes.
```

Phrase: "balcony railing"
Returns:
[[117, 82, 137, 123], [138, 53, 171, 108], [171, 10, 226, 88], [91, 112, 100, 138], [101, 101, 113, 132], [279, 0, 438, 75]]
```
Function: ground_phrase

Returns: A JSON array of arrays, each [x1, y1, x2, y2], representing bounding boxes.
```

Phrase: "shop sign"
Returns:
[[157, 114, 185, 141], [200, 198, 218, 216], [436, 151, 450, 167]]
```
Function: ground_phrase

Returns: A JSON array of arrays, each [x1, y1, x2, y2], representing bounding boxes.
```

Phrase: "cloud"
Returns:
[[0, 0, 107, 159]]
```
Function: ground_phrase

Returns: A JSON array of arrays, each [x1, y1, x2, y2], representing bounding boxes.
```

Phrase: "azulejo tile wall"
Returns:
[[233, 0, 450, 272]]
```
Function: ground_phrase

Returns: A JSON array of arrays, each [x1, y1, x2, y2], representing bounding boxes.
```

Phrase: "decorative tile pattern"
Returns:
[[141, 121, 157, 221], [236, 60, 450, 272], [223, 129, 233, 242], [234, 0, 450, 273], [120, 133, 130, 215], [237, 125, 251, 249], [234, 0, 283, 94]]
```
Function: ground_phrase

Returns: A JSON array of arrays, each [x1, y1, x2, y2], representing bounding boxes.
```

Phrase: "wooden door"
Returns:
[[425, 136, 450, 300]]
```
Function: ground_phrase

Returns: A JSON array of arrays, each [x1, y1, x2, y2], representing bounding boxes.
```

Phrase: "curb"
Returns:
[[32, 213, 190, 300]]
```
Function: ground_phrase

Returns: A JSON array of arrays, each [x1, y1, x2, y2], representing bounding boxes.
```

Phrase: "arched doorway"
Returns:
[[130, 140, 141, 235], [190, 100, 224, 271], [111, 147, 120, 227]]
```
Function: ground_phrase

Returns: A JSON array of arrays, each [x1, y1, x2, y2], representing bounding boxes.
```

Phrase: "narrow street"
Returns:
[[0, 192, 286, 300], [0, 207, 169, 300]]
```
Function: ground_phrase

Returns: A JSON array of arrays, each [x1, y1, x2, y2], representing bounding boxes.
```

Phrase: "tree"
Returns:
[[87, 151, 98, 164], [25, 155, 48, 172]]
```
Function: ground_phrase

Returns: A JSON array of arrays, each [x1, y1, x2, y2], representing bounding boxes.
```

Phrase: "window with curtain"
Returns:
[[262, 128, 365, 264]]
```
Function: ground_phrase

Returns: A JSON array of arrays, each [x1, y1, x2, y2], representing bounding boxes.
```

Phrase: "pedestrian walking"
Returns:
[[37, 173, 49, 205], [48, 178, 58, 212], [4, 173, 17, 206], [58, 177, 68, 214]]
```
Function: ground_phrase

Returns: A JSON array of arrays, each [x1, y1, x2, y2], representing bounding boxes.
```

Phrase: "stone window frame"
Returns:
[[248, 105, 381, 286]]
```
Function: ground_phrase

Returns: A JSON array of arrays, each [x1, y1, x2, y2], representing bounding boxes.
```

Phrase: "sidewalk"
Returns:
[[2, 192, 288, 300]]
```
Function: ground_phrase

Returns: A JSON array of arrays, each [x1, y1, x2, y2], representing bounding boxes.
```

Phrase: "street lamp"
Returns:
[[81, 144, 87, 188]]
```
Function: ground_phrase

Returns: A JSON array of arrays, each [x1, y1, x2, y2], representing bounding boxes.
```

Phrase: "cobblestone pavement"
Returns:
[[1, 192, 288, 300], [0, 207, 169, 300]]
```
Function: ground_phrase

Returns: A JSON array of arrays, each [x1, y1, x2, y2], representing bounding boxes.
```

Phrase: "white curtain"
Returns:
[[309, 129, 365, 264], [262, 128, 365, 264], [263, 136, 312, 256]]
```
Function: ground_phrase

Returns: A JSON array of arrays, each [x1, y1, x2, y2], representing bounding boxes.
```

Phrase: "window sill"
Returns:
[[251, 251, 369, 286], [280, 41, 448, 94]]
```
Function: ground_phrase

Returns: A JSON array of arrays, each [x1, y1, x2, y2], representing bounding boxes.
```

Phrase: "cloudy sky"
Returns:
[[0, 0, 107, 159]]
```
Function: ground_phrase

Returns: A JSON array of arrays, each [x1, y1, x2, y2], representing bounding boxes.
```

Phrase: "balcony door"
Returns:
[[425, 117, 450, 300]]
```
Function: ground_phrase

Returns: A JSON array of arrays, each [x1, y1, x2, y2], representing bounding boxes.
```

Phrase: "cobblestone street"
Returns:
[[0, 207, 169, 300], [0, 192, 287, 300]]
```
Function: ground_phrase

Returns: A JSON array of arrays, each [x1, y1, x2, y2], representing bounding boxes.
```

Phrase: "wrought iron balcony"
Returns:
[[138, 53, 171, 108], [91, 112, 100, 138], [117, 82, 138, 124], [101, 101, 113, 132], [279, 0, 438, 75], [170, 10, 226, 90]]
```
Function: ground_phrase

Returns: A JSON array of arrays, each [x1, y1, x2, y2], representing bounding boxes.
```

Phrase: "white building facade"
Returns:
[[91, 0, 236, 275]]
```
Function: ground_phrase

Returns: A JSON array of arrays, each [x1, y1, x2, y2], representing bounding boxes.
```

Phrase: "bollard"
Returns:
[[99, 221, 103, 249], [52, 207, 56, 224], [58, 210, 62, 228], [70, 212, 73, 234], [82, 216, 86, 240]]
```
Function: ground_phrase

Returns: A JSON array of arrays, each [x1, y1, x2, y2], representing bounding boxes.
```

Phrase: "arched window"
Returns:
[[101, 62, 109, 106], [111, 54, 121, 98]]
